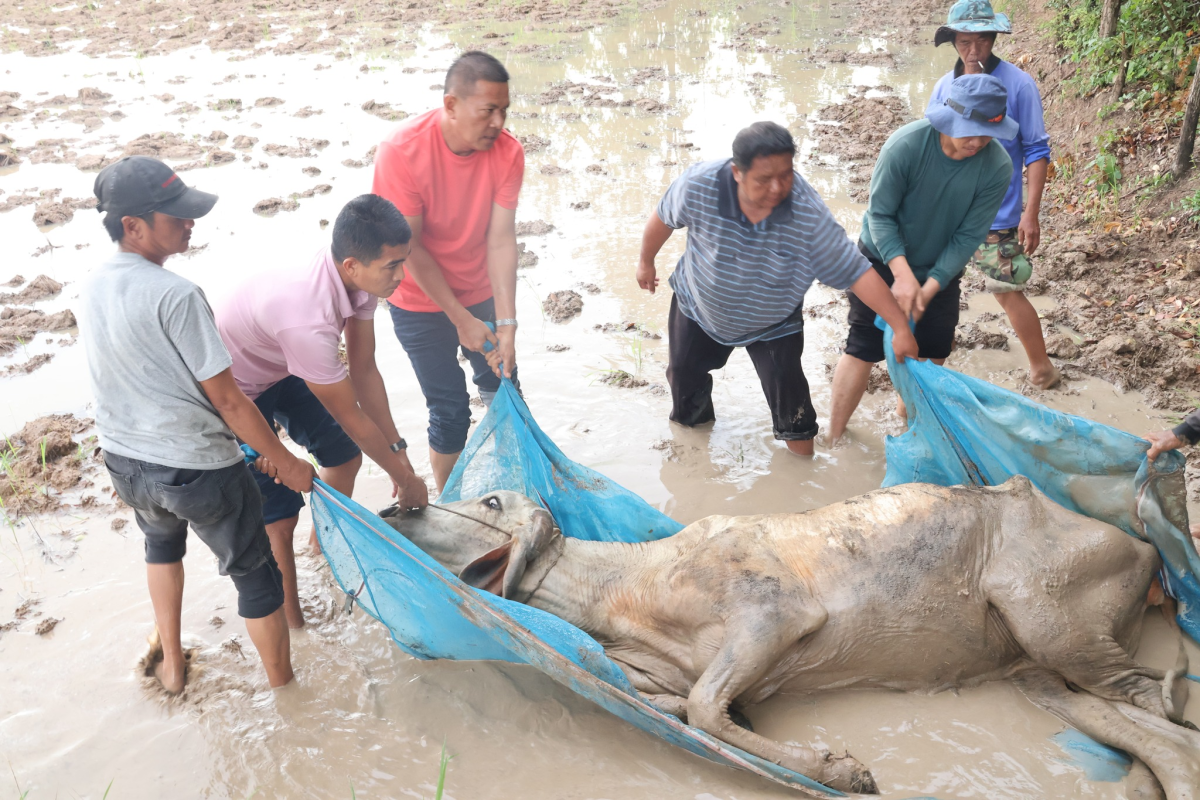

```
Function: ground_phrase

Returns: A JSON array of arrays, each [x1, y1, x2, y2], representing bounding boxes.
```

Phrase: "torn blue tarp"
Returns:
[[309, 380, 843, 798], [879, 320, 1200, 642]]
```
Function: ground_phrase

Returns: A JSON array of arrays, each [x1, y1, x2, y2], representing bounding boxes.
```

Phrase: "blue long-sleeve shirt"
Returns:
[[928, 56, 1051, 230]]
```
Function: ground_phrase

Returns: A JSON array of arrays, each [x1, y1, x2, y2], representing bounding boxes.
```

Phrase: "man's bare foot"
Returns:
[[815, 432, 848, 450], [1190, 522, 1199, 541], [154, 656, 187, 694], [1030, 363, 1061, 390], [141, 628, 190, 695]]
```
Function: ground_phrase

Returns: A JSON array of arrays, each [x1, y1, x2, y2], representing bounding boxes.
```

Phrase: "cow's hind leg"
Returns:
[[685, 616, 877, 795], [1013, 667, 1200, 800], [985, 530, 1177, 719]]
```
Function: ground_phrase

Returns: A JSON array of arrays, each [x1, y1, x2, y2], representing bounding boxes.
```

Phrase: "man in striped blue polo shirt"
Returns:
[[637, 122, 917, 455]]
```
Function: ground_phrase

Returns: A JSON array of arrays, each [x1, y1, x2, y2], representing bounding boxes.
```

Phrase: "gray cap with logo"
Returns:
[[94, 155, 218, 219]]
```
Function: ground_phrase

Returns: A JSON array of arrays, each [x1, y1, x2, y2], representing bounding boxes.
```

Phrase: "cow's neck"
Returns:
[[518, 537, 647, 641]]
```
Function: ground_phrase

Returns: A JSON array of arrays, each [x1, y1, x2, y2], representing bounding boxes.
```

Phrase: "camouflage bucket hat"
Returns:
[[934, 0, 1013, 46]]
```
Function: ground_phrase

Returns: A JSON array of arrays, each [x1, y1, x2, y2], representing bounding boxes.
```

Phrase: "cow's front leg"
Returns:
[[685, 615, 877, 794], [639, 692, 689, 721]]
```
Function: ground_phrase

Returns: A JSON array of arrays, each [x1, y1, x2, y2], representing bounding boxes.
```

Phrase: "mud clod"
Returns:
[[253, 197, 299, 216], [516, 220, 554, 236], [0, 414, 94, 516], [361, 100, 408, 121], [543, 290, 583, 323], [599, 370, 648, 389], [0, 308, 77, 354], [123, 132, 204, 160], [0, 275, 62, 304], [517, 242, 539, 269], [955, 323, 1010, 351]]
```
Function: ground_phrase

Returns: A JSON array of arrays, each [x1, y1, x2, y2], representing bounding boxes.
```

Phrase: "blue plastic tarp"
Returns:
[[879, 320, 1200, 642], [311, 380, 843, 797]]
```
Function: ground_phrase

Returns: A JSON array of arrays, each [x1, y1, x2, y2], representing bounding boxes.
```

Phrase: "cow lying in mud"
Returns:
[[382, 476, 1199, 799]]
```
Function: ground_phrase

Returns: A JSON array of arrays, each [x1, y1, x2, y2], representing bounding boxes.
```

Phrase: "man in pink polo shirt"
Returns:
[[372, 50, 523, 492], [218, 194, 428, 628]]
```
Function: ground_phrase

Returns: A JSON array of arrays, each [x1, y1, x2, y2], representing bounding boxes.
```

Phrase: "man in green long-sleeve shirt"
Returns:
[[828, 73, 1014, 443]]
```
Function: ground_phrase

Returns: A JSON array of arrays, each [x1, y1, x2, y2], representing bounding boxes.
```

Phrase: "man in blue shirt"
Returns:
[[928, 0, 1059, 389], [636, 122, 917, 455]]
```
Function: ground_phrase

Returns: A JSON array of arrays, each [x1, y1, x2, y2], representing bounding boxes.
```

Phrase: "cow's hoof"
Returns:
[[822, 752, 878, 795]]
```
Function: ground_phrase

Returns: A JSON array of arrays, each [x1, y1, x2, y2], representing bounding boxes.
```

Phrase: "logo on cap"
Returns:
[[161, 173, 179, 189]]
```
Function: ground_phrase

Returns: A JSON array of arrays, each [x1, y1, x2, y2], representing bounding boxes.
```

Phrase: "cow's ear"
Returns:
[[458, 540, 513, 597]]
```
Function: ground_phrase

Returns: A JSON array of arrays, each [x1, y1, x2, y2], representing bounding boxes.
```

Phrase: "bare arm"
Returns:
[[886, 254, 924, 319], [401, 213, 498, 355], [1018, 158, 1048, 255], [485, 203, 518, 379], [636, 212, 675, 294], [848, 269, 918, 362], [199, 368, 314, 493], [304, 377, 428, 509], [344, 317, 401, 443]]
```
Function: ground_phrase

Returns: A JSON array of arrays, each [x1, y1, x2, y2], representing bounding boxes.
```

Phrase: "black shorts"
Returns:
[[251, 375, 361, 524], [844, 243, 961, 364], [666, 295, 817, 441], [104, 451, 284, 619]]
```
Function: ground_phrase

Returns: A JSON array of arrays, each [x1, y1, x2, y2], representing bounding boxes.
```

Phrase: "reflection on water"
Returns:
[[0, 1, 1194, 799]]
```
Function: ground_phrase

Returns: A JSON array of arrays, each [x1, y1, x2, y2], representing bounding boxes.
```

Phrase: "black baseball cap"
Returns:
[[93, 155, 218, 219]]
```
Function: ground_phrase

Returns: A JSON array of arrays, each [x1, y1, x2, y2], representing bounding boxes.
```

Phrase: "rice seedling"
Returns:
[[434, 738, 452, 800]]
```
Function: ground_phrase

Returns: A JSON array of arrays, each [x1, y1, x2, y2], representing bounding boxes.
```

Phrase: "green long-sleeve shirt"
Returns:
[[860, 120, 1013, 288]]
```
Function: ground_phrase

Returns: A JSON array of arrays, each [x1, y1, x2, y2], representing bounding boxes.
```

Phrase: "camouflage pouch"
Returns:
[[972, 229, 1032, 292]]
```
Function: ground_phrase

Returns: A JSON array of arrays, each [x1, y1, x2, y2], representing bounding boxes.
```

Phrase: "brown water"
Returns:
[[1, 2, 1196, 798]]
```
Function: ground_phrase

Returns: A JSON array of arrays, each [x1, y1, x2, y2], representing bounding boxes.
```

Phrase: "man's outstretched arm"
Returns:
[[848, 270, 918, 362], [305, 377, 428, 509], [485, 202, 519, 379], [636, 212, 674, 293], [401, 213, 498, 355], [199, 368, 314, 493]]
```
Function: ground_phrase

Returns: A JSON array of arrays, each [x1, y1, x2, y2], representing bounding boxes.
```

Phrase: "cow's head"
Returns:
[[381, 491, 560, 601]]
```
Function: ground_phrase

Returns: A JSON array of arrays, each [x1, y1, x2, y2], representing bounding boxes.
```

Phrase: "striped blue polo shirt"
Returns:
[[659, 158, 869, 346]]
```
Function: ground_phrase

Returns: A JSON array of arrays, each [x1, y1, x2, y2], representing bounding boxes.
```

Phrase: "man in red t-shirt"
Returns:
[[373, 51, 524, 491]]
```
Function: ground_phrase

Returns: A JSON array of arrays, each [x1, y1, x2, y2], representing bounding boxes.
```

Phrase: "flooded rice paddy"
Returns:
[[1, 1, 1196, 798]]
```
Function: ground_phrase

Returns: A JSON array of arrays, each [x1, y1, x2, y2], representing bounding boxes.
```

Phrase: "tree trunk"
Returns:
[[1113, 33, 1128, 100], [1175, 56, 1200, 178], [1100, 0, 1122, 37]]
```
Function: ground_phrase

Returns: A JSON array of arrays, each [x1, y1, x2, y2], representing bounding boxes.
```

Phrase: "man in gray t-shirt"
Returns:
[[79, 156, 313, 694]]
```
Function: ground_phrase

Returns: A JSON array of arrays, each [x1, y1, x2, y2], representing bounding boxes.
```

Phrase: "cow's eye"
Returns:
[[485, 496, 501, 511]]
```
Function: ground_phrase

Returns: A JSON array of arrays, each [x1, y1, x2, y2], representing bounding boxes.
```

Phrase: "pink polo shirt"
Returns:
[[217, 246, 376, 400]]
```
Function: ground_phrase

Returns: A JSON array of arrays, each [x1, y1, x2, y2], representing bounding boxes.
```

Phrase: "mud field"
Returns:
[[1, 1, 1197, 798]]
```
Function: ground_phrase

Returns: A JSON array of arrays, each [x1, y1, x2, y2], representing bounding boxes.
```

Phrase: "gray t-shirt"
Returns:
[[79, 251, 242, 470]]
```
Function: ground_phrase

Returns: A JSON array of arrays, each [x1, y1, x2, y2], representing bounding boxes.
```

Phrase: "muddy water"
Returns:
[[1, 2, 1196, 799]]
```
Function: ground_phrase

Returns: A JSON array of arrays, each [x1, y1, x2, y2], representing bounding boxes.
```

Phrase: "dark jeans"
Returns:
[[389, 297, 520, 454], [251, 375, 361, 524], [845, 242, 961, 363], [104, 451, 284, 619], [666, 295, 818, 441]]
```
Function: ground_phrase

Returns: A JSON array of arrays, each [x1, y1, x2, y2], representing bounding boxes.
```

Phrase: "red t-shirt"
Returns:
[[372, 109, 525, 313]]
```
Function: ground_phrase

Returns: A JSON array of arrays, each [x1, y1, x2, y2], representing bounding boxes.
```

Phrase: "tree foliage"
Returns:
[[1049, 0, 1199, 99]]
